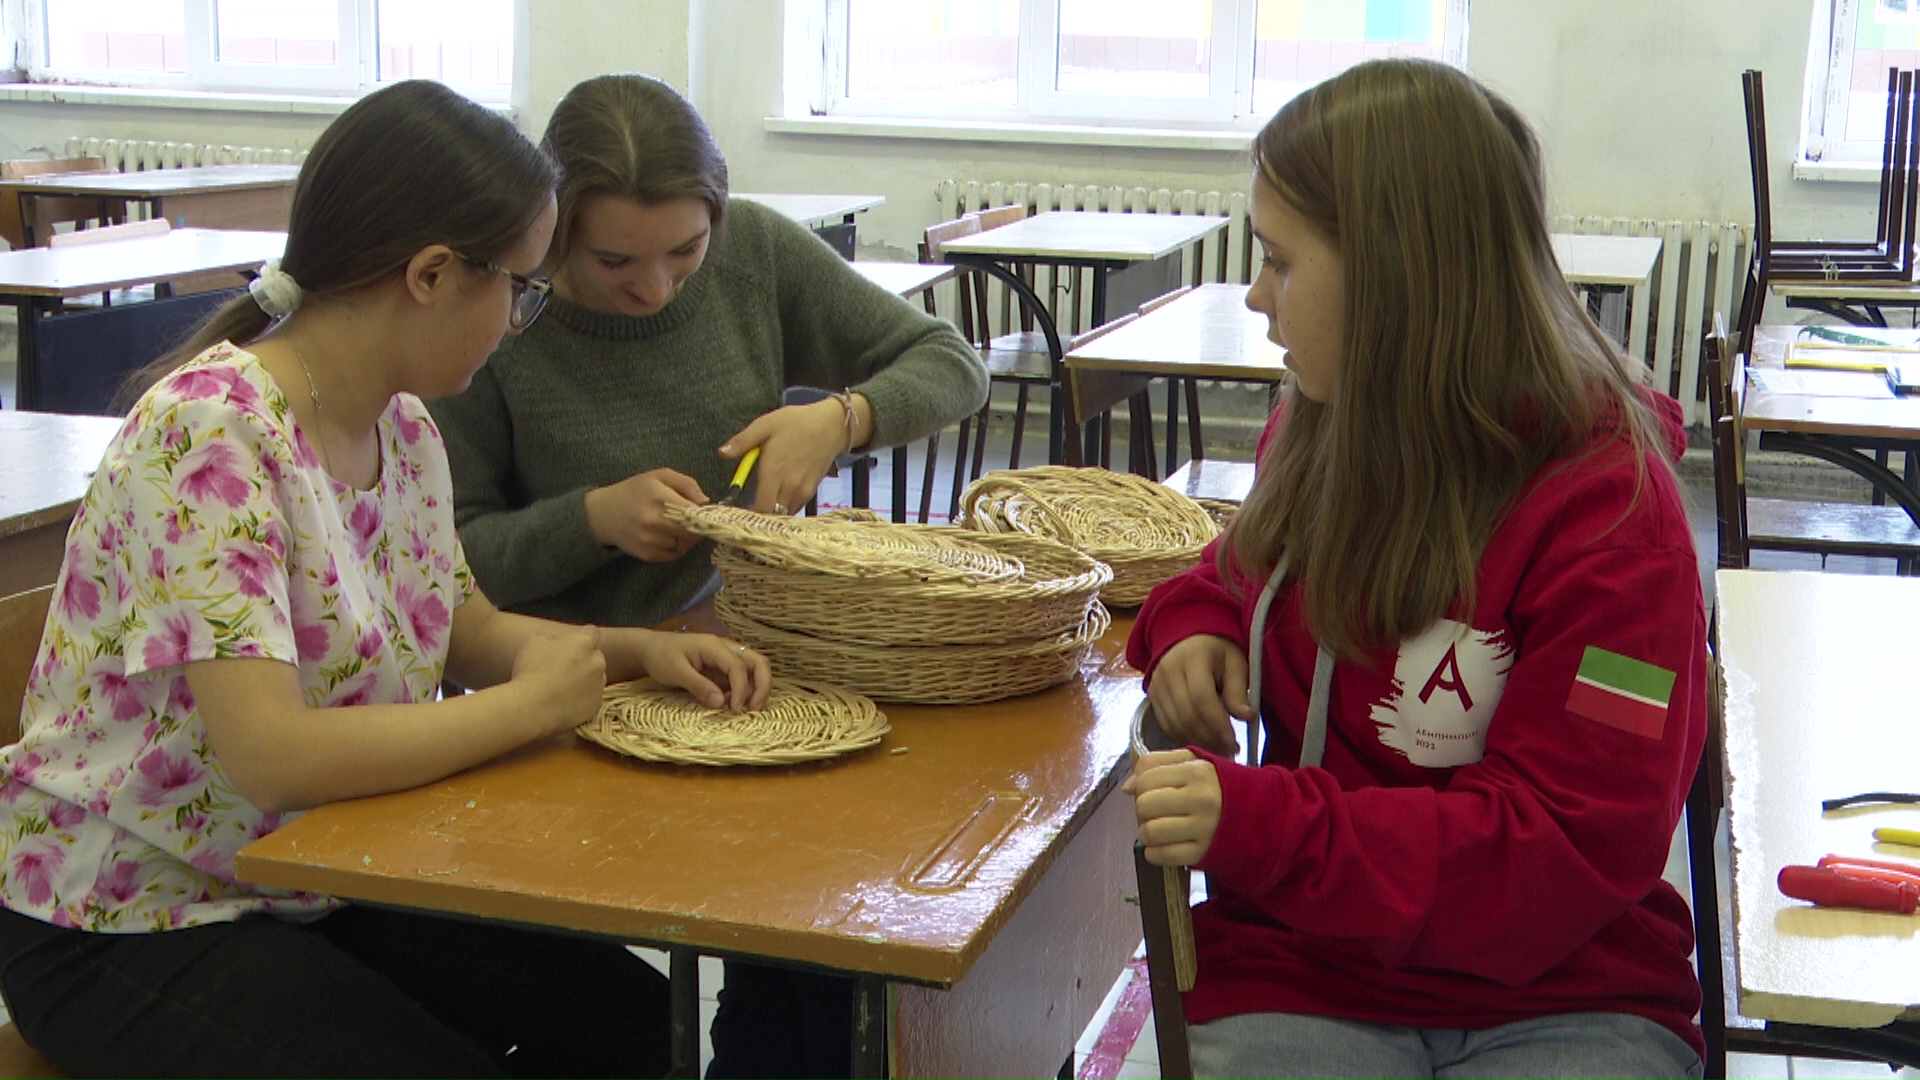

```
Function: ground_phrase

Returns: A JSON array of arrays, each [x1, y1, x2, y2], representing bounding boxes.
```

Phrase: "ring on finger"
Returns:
[[735, 644, 748, 655], [772, 501, 790, 515]]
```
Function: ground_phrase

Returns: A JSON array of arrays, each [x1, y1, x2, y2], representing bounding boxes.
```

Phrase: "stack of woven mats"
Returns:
[[669, 505, 1112, 704]]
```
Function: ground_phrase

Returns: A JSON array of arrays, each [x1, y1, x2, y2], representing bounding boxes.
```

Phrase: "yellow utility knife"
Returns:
[[719, 446, 760, 507]]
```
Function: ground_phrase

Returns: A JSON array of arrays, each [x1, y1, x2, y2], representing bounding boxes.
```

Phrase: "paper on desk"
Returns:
[[1748, 369, 1895, 399]]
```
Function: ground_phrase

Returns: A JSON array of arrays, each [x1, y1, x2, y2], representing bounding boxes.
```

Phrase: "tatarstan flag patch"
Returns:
[[1565, 646, 1675, 739]]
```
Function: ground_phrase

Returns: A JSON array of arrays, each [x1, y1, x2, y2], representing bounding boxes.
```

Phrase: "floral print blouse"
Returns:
[[0, 344, 473, 932]]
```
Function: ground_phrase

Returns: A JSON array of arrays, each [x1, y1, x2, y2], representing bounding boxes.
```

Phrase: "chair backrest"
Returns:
[[1063, 311, 1149, 439], [45, 218, 170, 249], [1140, 283, 1195, 315], [0, 587, 54, 746], [0, 157, 109, 181], [0, 156, 126, 251], [1703, 315, 1752, 570], [923, 213, 988, 345], [34, 286, 245, 415], [976, 203, 1026, 232]]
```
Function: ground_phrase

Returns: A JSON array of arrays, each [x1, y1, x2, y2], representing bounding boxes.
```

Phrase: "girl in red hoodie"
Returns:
[[1126, 59, 1706, 1079]]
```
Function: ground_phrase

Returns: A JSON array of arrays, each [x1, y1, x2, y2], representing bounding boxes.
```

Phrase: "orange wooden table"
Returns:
[[235, 609, 1146, 1078]]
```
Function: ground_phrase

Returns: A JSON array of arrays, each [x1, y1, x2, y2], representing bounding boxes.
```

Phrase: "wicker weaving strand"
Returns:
[[710, 526, 1110, 645], [667, 504, 1022, 583], [716, 595, 1112, 704], [958, 466, 1219, 607], [579, 677, 889, 766], [1195, 498, 1240, 531]]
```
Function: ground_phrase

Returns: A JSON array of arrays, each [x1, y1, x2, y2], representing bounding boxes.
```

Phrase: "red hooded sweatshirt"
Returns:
[[1127, 389, 1706, 1061]]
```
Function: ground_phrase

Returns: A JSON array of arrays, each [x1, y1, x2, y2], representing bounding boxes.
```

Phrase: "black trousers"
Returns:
[[0, 904, 670, 1078], [706, 960, 854, 1079]]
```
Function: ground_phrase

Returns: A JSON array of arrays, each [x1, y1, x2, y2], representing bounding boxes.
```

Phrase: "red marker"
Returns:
[[1779, 865, 1919, 914], [1815, 854, 1920, 890]]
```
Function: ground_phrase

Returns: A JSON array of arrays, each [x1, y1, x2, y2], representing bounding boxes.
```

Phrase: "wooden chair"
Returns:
[[1736, 69, 1920, 363], [0, 586, 66, 1079], [0, 157, 129, 251], [1130, 701, 1198, 1079], [1744, 69, 1920, 281], [1138, 284, 1208, 468], [1062, 312, 1160, 474], [43, 218, 169, 249], [923, 211, 1062, 515], [1702, 315, 1920, 572]]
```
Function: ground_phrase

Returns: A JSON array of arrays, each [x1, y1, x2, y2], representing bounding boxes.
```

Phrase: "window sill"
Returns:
[[1794, 159, 1880, 183], [0, 82, 512, 117], [0, 83, 361, 115], [763, 115, 1254, 153]]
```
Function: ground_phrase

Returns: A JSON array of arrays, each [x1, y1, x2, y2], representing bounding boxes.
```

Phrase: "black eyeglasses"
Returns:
[[460, 255, 553, 330]]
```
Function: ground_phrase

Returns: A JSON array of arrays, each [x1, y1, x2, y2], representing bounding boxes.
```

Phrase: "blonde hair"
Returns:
[[541, 74, 730, 271], [1225, 59, 1670, 660]]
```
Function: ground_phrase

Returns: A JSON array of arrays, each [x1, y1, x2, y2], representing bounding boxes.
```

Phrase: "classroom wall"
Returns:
[[698, 0, 1871, 258], [0, 0, 1876, 258]]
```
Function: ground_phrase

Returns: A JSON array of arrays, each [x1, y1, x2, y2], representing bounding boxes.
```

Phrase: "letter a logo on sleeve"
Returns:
[[1565, 646, 1676, 739]]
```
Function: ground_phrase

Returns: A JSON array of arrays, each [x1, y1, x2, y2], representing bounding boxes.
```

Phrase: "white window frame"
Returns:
[[817, 0, 1469, 130], [13, 0, 510, 102], [1806, 0, 1915, 163]]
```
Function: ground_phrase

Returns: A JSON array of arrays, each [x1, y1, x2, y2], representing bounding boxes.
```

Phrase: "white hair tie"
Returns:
[[249, 259, 303, 318]]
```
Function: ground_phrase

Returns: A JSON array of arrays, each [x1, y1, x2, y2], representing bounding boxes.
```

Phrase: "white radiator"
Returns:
[[937, 177, 1750, 426], [60, 134, 307, 172]]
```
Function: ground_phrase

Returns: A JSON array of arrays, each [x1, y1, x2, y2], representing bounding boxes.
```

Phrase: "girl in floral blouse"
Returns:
[[0, 80, 768, 1077]]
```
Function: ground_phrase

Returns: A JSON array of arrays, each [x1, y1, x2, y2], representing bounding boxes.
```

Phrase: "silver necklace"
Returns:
[[290, 340, 335, 477]]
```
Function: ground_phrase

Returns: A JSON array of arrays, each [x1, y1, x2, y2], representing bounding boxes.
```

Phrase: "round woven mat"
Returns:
[[578, 677, 890, 766], [667, 504, 1021, 583]]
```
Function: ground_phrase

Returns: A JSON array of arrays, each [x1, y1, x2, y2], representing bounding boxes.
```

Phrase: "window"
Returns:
[[1809, 0, 1920, 162], [820, 0, 1470, 128], [23, 0, 513, 100]]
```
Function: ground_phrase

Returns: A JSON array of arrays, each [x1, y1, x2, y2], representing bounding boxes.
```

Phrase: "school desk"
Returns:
[[1065, 282, 1285, 471], [2, 164, 298, 248], [850, 260, 958, 299], [940, 211, 1231, 466], [1550, 232, 1662, 351], [1746, 324, 1920, 525], [734, 193, 885, 260], [0, 228, 285, 412], [1772, 270, 1920, 328], [1162, 457, 1257, 506], [234, 606, 1146, 1078], [0, 410, 121, 596], [1714, 569, 1920, 1032]]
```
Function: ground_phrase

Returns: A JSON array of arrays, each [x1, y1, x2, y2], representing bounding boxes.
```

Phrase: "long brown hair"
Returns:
[[1225, 59, 1670, 660], [540, 74, 730, 271], [126, 79, 555, 404]]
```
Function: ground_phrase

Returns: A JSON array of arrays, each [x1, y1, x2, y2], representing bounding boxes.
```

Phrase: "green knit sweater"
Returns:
[[428, 197, 988, 628]]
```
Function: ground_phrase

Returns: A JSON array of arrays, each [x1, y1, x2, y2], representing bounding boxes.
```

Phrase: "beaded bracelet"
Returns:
[[828, 388, 858, 455]]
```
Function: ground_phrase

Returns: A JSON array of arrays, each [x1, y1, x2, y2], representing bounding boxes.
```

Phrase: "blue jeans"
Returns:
[[1191, 1010, 1703, 1079]]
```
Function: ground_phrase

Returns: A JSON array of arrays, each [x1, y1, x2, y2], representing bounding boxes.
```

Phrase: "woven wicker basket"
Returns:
[[579, 677, 889, 766], [1195, 497, 1240, 531], [676, 505, 1111, 645], [668, 504, 1021, 583], [958, 466, 1220, 607], [712, 533, 1109, 646], [715, 593, 1112, 704]]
